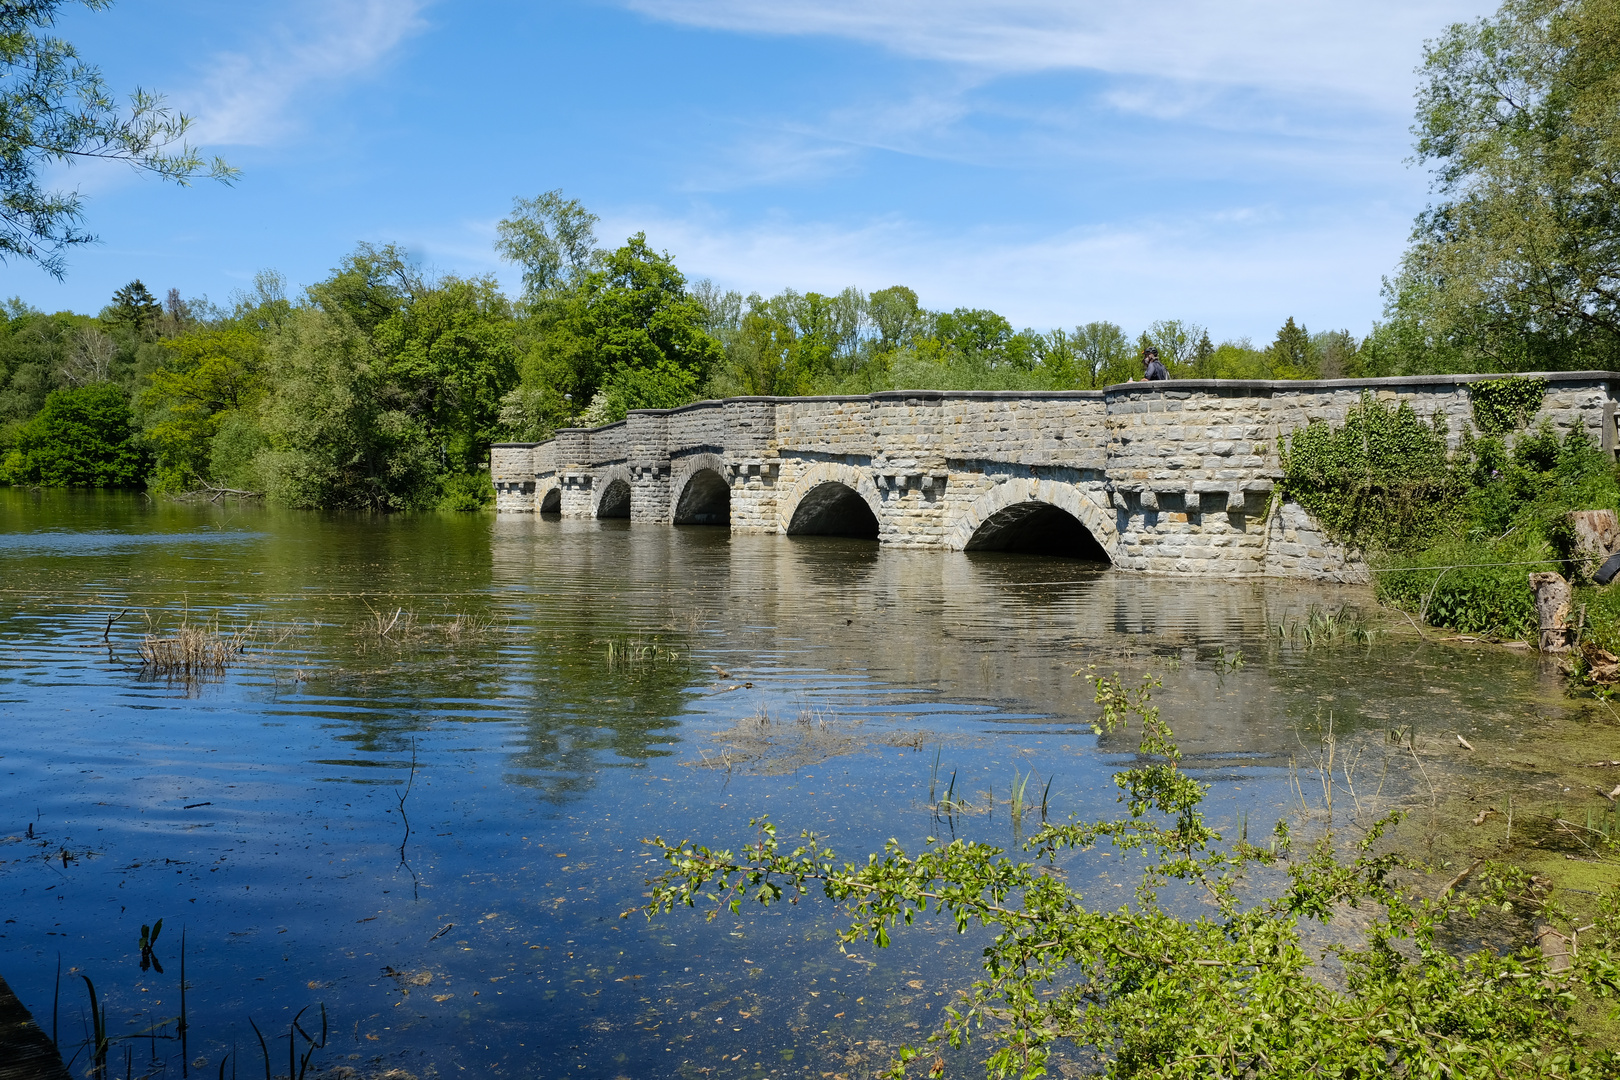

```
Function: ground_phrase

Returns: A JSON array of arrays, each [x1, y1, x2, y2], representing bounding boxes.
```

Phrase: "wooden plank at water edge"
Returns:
[[0, 972, 70, 1080]]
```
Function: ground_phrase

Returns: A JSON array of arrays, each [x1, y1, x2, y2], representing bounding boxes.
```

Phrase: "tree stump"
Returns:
[[1529, 571, 1574, 652], [1567, 509, 1620, 580]]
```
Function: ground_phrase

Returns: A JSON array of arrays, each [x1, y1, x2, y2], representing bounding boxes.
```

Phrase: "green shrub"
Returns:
[[1284, 393, 1620, 639], [438, 470, 493, 511], [1376, 540, 1549, 639], [0, 382, 150, 488]]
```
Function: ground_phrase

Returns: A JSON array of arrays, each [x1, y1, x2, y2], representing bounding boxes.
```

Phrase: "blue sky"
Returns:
[[3, 0, 1496, 342]]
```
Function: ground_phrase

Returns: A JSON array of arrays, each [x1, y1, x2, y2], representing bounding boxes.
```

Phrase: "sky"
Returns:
[[1, 0, 1499, 342]]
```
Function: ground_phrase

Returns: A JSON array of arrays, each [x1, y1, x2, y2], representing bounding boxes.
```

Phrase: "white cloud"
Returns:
[[625, 1, 1492, 112], [614, 205, 1407, 340], [186, 0, 429, 146]]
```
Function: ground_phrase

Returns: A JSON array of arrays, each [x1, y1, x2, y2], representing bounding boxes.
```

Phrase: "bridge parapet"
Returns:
[[490, 372, 1620, 578]]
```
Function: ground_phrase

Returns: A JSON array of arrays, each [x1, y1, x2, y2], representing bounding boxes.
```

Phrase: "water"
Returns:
[[0, 489, 1577, 1078]]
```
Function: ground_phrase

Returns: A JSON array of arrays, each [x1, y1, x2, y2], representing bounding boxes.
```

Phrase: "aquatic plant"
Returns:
[[603, 636, 681, 670], [1269, 604, 1373, 647], [642, 671, 1620, 1079], [1008, 768, 1032, 837], [138, 621, 253, 677]]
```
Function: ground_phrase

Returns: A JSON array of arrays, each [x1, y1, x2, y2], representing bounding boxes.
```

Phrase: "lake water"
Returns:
[[0, 488, 1582, 1079]]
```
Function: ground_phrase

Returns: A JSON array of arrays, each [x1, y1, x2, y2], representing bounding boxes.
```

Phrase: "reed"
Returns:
[[360, 605, 419, 641], [82, 974, 108, 1080], [1270, 604, 1374, 647], [604, 637, 681, 670], [139, 623, 252, 677], [1009, 769, 1032, 835]]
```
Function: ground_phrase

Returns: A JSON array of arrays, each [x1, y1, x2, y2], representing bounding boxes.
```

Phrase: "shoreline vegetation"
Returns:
[[643, 669, 1620, 1078]]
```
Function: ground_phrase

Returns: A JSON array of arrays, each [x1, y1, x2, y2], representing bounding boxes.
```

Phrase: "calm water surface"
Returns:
[[0, 489, 1575, 1078]]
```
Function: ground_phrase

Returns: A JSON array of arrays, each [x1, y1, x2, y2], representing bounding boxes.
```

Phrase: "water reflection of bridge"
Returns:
[[493, 374, 1620, 579]]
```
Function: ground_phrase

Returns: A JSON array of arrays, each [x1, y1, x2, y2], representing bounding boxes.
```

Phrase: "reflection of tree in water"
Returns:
[[502, 630, 698, 803]]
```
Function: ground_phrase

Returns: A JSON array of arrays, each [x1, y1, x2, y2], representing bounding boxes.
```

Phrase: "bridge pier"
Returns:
[[491, 372, 1620, 579]]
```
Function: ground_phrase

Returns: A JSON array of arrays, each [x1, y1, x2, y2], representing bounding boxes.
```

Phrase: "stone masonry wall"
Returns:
[[488, 371, 1620, 578]]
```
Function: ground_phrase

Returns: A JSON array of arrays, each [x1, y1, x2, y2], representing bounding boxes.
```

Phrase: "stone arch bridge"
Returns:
[[492, 373, 1620, 579]]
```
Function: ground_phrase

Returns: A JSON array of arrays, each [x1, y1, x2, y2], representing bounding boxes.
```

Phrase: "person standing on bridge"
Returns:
[[1142, 345, 1169, 381]]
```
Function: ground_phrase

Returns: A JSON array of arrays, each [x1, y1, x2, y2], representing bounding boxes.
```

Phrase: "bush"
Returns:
[[0, 382, 150, 487], [1376, 540, 1548, 639], [1283, 391, 1620, 639], [438, 470, 493, 511]]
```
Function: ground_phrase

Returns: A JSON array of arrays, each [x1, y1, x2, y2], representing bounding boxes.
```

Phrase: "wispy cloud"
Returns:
[[614, 203, 1407, 339], [625, 1, 1488, 111], [186, 0, 429, 146]]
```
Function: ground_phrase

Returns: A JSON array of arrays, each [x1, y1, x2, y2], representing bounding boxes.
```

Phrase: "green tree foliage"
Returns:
[[139, 327, 264, 491], [103, 279, 162, 337], [868, 286, 923, 350], [0, 1, 236, 277], [644, 672, 1620, 1079], [512, 233, 723, 429], [0, 381, 148, 485], [1384, 0, 1620, 371], [1267, 316, 1313, 376], [372, 275, 516, 474], [495, 190, 602, 299], [254, 306, 439, 512], [1074, 321, 1133, 386], [0, 301, 94, 425]]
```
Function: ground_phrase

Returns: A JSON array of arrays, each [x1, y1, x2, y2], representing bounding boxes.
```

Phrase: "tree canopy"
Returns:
[[1380, 0, 1620, 371], [0, 1, 237, 276]]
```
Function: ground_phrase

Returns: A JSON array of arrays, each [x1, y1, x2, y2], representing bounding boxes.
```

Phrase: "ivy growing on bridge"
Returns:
[[1468, 375, 1549, 436], [1276, 392, 1459, 553]]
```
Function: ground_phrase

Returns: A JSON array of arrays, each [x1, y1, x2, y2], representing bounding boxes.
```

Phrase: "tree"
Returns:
[[933, 308, 1013, 365], [516, 233, 722, 427], [0, 2, 237, 277], [1, 381, 149, 486], [1073, 321, 1132, 387], [139, 326, 265, 490], [1267, 316, 1314, 377], [868, 286, 922, 350], [254, 307, 439, 512], [307, 243, 417, 335], [103, 280, 161, 335], [1392, 0, 1620, 370], [372, 275, 518, 475], [495, 190, 602, 299]]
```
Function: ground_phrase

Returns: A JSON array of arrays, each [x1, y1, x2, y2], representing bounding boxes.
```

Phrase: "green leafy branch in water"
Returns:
[[638, 671, 1620, 1079]]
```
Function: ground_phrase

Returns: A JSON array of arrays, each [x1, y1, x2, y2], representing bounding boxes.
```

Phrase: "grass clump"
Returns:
[[1278, 383, 1620, 640], [139, 619, 253, 677]]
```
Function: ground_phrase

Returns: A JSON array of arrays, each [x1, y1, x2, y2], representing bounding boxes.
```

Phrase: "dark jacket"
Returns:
[[1144, 359, 1169, 381]]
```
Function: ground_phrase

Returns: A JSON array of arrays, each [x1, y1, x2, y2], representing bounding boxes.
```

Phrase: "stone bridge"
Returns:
[[491, 372, 1620, 579]]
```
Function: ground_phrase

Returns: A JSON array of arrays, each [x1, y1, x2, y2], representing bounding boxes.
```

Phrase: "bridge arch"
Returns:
[[671, 453, 731, 526], [779, 462, 883, 540], [537, 479, 561, 515], [947, 477, 1117, 562], [593, 465, 633, 519]]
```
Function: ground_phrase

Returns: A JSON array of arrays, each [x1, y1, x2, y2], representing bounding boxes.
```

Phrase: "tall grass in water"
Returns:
[[357, 606, 496, 647], [603, 637, 681, 670], [139, 620, 252, 677], [1270, 604, 1374, 647], [54, 928, 327, 1080], [1009, 769, 1032, 836]]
